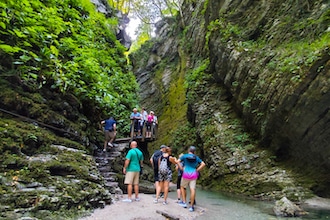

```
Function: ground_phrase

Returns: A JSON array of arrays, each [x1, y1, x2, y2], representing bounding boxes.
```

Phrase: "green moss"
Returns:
[[149, 47, 189, 152]]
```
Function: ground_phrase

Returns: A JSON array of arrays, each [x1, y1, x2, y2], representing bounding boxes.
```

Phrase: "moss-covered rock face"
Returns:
[[131, 0, 329, 201], [0, 117, 111, 219]]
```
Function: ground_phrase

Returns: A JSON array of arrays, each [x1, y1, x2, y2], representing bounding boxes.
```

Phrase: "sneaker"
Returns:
[[160, 192, 164, 198], [108, 142, 113, 147], [179, 202, 187, 208], [178, 201, 185, 205], [103, 148, 106, 152], [175, 199, 181, 203], [163, 201, 168, 205], [135, 198, 140, 202], [153, 199, 158, 204], [122, 198, 132, 203], [189, 206, 194, 212]]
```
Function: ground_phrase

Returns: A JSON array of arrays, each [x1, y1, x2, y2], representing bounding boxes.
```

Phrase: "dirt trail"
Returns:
[[80, 193, 206, 220]]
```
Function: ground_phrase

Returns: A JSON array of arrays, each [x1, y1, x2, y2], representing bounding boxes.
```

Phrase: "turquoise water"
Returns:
[[168, 189, 330, 220]]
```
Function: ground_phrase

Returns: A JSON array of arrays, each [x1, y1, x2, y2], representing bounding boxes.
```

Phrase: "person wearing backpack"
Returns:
[[149, 145, 167, 198], [178, 146, 205, 212], [154, 146, 178, 205]]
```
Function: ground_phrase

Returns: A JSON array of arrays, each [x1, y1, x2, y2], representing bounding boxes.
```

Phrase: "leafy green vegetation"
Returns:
[[267, 32, 330, 80], [0, 0, 138, 121], [170, 122, 198, 155], [0, 0, 141, 217], [206, 18, 242, 45], [185, 58, 210, 103]]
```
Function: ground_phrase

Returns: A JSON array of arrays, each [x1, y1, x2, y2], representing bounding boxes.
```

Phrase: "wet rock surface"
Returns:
[[273, 197, 307, 217]]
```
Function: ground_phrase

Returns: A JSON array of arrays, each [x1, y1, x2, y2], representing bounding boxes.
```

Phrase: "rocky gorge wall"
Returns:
[[131, 0, 330, 199], [204, 0, 330, 195]]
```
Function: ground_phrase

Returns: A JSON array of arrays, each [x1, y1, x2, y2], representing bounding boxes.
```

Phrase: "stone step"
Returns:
[[94, 152, 122, 158], [105, 182, 118, 188], [98, 166, 113, 172], [93, 139, 130, 196], [102, 172, 117, 178], [104, 176, 116, 182]]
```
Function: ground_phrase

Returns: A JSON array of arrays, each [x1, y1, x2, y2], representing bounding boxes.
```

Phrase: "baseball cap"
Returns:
[[189, 146, 196, 153], [160, 145, 167, 149]]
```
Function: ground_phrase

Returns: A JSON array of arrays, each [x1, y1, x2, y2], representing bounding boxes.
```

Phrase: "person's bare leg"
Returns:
[[109, 137, 114, 146], [127, 184, 132, 199], [103, 141, 107, 151], [190, 187, 196, 207], [158, 181, 164, 198], [163, 181, 169, 202], [134, 184, 139, 199], [177, 188, 181, 200], [109, 132, 116, 146], [155, 181, 160, 200], [181, 186, 186, 204]]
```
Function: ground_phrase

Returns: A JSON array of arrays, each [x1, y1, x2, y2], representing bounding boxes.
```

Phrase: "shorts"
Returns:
[[146, 122, 152, 131], [158, 170, 172, 182], [153, 169, 159, 182], [124, 172, 140, 185], [180, 177, 197, 189], [105, 130, 115, 142]]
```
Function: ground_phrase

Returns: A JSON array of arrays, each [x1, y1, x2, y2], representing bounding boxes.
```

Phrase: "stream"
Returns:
[[168, 189, 330, 220]]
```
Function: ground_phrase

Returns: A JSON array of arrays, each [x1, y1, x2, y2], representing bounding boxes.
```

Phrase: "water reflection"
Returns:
[[169, 189, 330, 220]]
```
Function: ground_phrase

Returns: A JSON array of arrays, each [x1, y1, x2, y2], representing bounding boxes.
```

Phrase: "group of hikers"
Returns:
[[122, 141, 206, 212], [100, 108, 206, 212], [100, 107, 158, 152], [130, 107, 158, 138]]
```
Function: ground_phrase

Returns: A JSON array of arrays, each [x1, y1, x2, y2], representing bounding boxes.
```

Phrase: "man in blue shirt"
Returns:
[[101, 117, 116, 151], [130, 108, 142, 137]]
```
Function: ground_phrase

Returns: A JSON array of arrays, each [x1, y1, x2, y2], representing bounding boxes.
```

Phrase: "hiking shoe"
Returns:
[[189, 206, 194, 212], [179, 202, 187, 208], [135, 198, 140, 202], [153, 199, 158, 204], [122, 198, 132, 203], [178, 201, 185, 205]]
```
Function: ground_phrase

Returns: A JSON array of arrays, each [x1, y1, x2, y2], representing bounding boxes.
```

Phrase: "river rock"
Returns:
[[273, 197, 307, 217]]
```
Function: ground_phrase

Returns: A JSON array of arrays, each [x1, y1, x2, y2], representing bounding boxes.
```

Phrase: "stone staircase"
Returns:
[[93, 139, 130, 196]]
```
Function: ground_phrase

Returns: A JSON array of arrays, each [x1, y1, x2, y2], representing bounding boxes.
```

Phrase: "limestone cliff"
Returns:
[[131, 0, 330, 199]]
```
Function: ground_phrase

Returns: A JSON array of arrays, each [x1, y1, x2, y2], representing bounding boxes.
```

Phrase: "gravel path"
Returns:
[[80, 193, 206, 220]]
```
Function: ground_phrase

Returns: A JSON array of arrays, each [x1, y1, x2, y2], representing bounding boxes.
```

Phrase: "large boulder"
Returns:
[[273, 197, 307, 217]]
